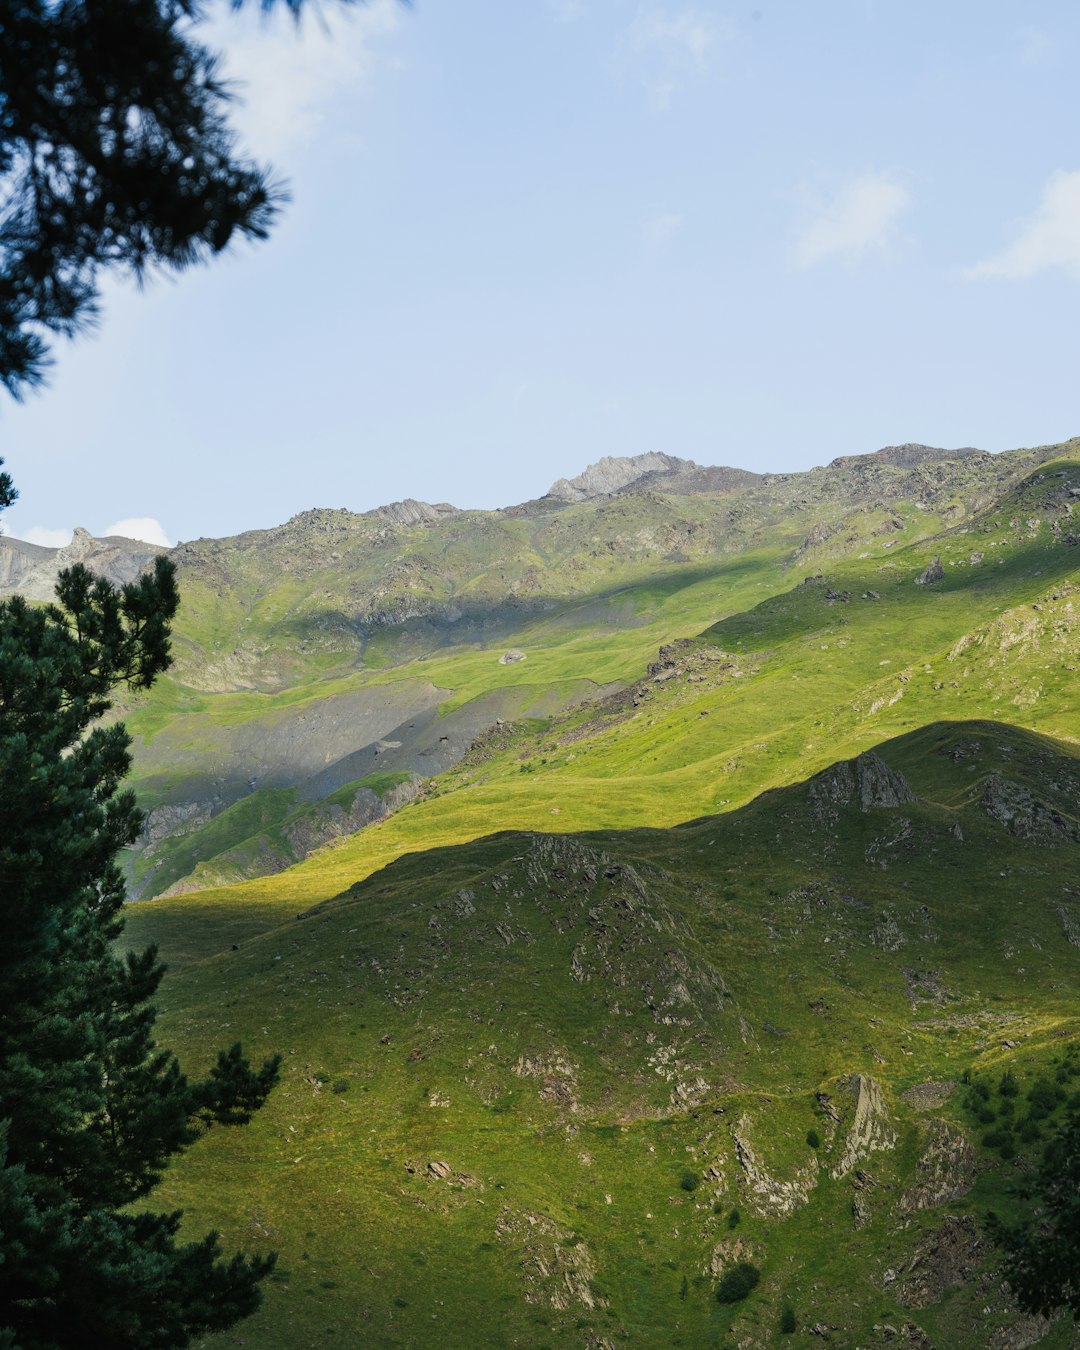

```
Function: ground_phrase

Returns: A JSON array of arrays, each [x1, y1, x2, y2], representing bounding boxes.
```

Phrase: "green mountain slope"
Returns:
[[128, 720, 1080, 1349], [120, 441, 1077, 900]]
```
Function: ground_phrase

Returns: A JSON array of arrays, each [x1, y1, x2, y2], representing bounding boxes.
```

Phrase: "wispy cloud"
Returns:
[[102, 517, 173, 547], [202, 0, 400, 165], [615, 6, 720, 110], [1019, 26, 1054, 68], [794, 171, 912, 269], [547, 0, 586, 21], [966, 170, 1080, 282], [23, 526, 72, 549], [642, 211, 684, 252]]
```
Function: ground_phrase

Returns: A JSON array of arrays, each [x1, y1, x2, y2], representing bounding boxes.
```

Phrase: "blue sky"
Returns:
[[2, 0, 1079, 546]]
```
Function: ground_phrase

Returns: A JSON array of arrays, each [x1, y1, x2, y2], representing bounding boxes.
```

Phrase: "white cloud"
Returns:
[[642, 211, 684, 251], [1019, 27, 1054, 68], [201, 0, 400, 165], [102, 518, 173, 547], [795, 172, 912, 269], [966, 170, 1080, 282], [23, 526, 73, 549], [615, 7, 719, 110]]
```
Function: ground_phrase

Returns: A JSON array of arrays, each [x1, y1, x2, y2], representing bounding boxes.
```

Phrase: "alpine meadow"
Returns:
[[2, 3, 1080, 1349]]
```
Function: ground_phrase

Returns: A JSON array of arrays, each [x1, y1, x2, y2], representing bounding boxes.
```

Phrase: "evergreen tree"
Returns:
[[0, 461, 281, 1349], [1, 0, 393, 398], [994, 1110, 1080, 1318]]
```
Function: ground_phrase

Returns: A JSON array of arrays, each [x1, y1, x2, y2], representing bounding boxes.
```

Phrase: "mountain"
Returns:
[[80, 434, 1080, 1346], [126, 718, 1080, 1349], [89, 437, 1073, 901], [0, 525, 166, 601]]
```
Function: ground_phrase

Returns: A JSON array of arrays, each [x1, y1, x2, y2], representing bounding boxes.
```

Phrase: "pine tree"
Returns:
[[0, 461, 281, 1349], [0, 0, 348, 399], [994, 1109, 1080, 1318]]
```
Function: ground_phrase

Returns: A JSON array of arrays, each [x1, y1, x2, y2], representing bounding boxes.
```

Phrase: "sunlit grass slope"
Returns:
[[118, 441, 1076, 897], [127, 720, 1080, 1349], [132, 459, 1079, 941]]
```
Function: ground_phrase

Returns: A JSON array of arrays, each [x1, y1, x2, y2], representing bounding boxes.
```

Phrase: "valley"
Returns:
[[5, 440, 1079, 1347]]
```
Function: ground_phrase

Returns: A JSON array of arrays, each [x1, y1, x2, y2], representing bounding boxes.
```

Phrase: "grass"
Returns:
[[111, 444, 1080, 1345], [124, 718, 1080, 1348]]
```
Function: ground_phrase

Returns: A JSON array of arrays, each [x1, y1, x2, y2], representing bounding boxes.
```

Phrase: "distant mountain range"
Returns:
[[0, 441, 998, 603], [25, 431, 1076, 1348]]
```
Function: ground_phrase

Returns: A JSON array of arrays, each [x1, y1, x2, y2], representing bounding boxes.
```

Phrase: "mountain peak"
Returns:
[[546, 453, 697, 503], [828, 442, 987, 471]]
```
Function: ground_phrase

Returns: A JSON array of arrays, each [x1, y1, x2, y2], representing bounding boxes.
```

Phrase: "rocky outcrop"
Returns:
[[899, 1081, 955, 1112], [898, 1121, 975, 1212], [830, 1075, 897, 1179], [809, 751, 917, 817], [546, 453, 694, 502], [732, 1116, 818, 1217], [365, 499, 459, 527], [829, 443, 986, 471], [494, 1208, 607, 1312], [914, 557, 945, 586], [0, 527, 166, 601], [981, 775, 1080, 844], [892, 1216, 986, 1308]]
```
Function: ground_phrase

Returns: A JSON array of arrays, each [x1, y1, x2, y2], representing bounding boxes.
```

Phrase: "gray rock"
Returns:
[[809, 751, 917, 816], [546, 453, 694, 502], [829, 443, 986, 470], [914, 557, 945, 585], [0, 527, 167, 602], [981, 775, 1080, 844], [366, 499, 459, 527]]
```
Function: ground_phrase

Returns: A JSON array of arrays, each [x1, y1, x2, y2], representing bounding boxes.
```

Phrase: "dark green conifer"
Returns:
[[0, 461, 281, 1349]]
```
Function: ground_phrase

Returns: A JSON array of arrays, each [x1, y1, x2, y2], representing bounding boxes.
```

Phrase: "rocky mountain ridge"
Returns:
[[0, 439, 1038, 603], [0, 525, 166, 601]]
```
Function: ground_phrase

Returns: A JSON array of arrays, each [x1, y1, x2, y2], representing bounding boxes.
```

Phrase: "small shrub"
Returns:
[[680, 1276, 689, 1301], [679, 1170, 700, 1192], [806, 1129, 821, 1149], [1018, 1118, 1041, 1143], [313, 1071, 330, 1085], [1028, 1079, 1057, 1119], [715, 1262, 760, 1305], [726, 1207, 741, 1229], [975, 1081, 991, 1101], [999, 1069, 1018, 1097], [713, 1202, 725, 1216], [332, 1078, 350, 1095], [976, 1105, 996, 1125], [780, 1304, 797, 1334]]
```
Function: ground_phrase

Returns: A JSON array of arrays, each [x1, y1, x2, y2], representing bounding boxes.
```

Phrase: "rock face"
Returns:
[[893, 1216, 986, 1309], [0, 527, 167, 601], [981, 775, 1080, 844], [830, 1075, 897, 1179], [915, 557, 945, 586], [809, 751, 917, 816], [365, 499, 459, 528], [898, 1120, 975, 1212], [829, 443, 986, 470], [732, 1116, 818, 1217], [546, 453, 695, 502]]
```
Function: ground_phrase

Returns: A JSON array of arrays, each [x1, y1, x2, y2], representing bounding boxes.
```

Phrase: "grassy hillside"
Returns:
[[120, 442, 1078, 900], [128, 720, 1080, 1349], [110, 444, 1080, 1347], [124, 455, 1079, 939]]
